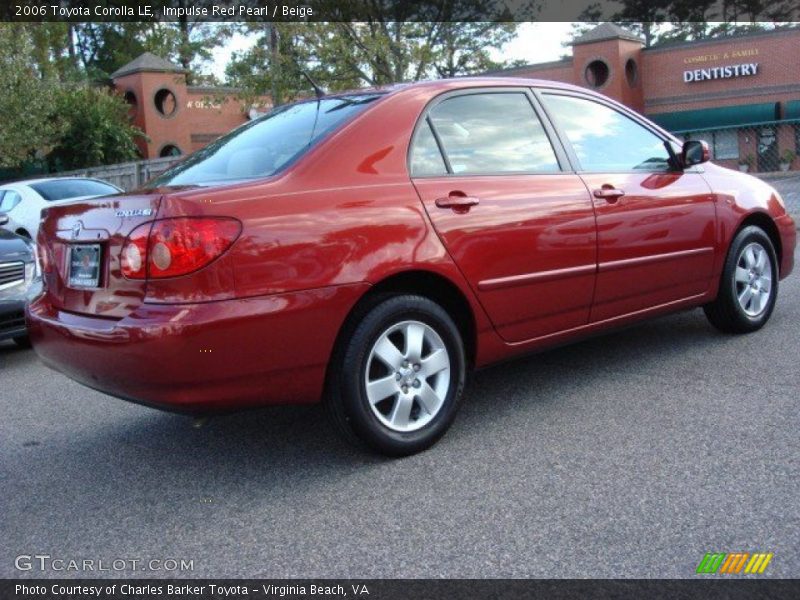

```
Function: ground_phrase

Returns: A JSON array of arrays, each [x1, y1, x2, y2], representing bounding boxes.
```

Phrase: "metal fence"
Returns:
[[675, 122, 800, 222], [677, 122, 799, 175], [55, 156, 179, 192]]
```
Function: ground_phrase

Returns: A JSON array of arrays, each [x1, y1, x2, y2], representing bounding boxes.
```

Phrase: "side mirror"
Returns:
[[0, 213, 8, 226], [681, 140, 710, 168]]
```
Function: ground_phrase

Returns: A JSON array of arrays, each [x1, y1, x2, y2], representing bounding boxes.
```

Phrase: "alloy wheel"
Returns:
[[734, 242, 773, 317], [364, 320, 451, 432]]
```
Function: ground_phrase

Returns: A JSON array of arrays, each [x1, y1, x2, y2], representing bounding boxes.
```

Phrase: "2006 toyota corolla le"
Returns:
[[28, 78, 796, 455]]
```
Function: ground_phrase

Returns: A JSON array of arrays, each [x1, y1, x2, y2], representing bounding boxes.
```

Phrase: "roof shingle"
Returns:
[[110, 52, 186, 78], [572, 23, 644, 46]]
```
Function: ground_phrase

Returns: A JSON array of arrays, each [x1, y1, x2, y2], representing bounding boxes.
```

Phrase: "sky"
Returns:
[[207, 22, 576, 80]]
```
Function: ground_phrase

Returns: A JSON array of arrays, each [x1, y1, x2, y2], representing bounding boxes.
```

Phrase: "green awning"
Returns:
[[785, 100, 800, 121], [649, 103, 779, 133]]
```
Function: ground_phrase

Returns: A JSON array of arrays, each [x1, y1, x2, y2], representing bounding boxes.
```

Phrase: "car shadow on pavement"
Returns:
[[12, 308, 728, 477]]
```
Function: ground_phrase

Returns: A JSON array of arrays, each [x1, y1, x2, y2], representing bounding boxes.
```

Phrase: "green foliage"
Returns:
[[73, 21, 231, 83], [0, 24, 146, 173], [47, 86, 146, 171], [0, 25, 63, 169], [569, 0, 797, 47], [226, 21, 524, 106]]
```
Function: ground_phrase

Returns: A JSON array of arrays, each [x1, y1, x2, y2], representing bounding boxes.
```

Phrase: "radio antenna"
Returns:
[[301, 70, 326, 99]]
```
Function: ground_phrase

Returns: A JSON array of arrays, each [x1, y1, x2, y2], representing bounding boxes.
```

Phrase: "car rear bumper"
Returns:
[[776, 214, 796, 279], [27, 283, 368, 413]]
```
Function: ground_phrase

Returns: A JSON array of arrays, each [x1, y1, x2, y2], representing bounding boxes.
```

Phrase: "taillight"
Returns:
[[121, 218, 241, 280], [120, 223, 150, 279]]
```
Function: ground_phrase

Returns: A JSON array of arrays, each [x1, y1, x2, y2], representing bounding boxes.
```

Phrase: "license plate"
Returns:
[[68, 244, 102, 288]]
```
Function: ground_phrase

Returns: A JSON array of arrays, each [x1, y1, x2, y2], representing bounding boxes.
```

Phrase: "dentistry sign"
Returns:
[[682, 47, 760, 83], [683, 62, 759, 83]]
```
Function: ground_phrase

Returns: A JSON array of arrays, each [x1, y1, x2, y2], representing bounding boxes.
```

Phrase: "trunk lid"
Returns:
[[39, 192, 161, 318]]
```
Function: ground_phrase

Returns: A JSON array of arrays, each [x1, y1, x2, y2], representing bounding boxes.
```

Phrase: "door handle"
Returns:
[[435, 193, 480, 210], [593, 186, 625, 203]]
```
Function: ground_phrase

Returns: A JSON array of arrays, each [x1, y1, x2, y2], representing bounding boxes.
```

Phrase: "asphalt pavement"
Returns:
[[2, 248, 798, 579]]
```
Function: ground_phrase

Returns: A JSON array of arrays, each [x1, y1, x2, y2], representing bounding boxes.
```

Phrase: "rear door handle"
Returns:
[[435, 193, 480, 210], [593, 187, 625, 203]]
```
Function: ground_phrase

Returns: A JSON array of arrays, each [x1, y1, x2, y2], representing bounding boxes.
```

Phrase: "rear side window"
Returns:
[[410, 120, 447, 176], [427, 93, 560, 175], [542, 94, 672, 172], [30, 180, 120, 201], [0, 190, 22, 211], [149, 94, 383, 187]]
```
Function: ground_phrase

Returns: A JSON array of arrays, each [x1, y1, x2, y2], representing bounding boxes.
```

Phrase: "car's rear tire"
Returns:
[[13, 335, 31, 348], [326, 294, 466, 456], [704, 225, 778, 334]]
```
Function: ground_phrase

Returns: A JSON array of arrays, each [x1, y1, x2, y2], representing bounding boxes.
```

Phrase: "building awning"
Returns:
[[649, 103, 780, 133], [785, 100, 800, 121]]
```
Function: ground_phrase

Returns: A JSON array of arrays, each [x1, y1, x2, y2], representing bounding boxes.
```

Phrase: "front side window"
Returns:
[[427, 92, 560, 175], [542, 94, 672, 172], [149, 94, 383, 187]]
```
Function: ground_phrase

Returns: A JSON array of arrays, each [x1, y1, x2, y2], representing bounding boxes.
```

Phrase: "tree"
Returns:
[[613, 0, 671, 47], [25, 23, 81, 81], [72, 20, 231, 83], [227, 21, 525, 105], [565, 0, 795, 47], [432, 22, 521, 78], [46, 86, 146, 171], [226, 24, 306, 108], [0, 25, 63, 169]]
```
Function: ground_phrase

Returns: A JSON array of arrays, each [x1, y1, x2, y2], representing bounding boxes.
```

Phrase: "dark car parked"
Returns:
[[0, 216, 39, 346]]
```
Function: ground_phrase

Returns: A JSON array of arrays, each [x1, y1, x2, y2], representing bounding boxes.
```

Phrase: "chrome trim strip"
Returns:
[[0, 278, 25, 291], [598, 247, 715, 273], [478, 264, 596, 291], [477, 247, 715, 292], [0, 260, 25, 291]]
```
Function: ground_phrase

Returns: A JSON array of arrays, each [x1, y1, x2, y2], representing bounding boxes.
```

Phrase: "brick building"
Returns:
[[488, 23, 800, 173], [110, 52, 272, 160]]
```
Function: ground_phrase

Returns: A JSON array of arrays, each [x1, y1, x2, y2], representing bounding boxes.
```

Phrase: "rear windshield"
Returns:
[[31, 179, 120, 201], [148, 94, 383, 187]]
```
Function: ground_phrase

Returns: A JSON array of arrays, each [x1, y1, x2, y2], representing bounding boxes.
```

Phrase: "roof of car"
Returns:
[[304, 77, 589, 103]]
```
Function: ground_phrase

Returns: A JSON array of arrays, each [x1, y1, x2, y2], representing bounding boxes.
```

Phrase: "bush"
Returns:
[[0, 25, 61, 169], [46, 86, 147, 171]]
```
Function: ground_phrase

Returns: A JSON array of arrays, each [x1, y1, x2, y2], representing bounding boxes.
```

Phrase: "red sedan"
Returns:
[[27, 78, 796, 455]]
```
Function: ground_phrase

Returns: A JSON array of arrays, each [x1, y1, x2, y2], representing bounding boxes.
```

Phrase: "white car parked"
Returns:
[[0, 177, 122, 241]]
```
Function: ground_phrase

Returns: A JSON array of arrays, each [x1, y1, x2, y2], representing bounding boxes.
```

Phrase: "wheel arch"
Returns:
[[325, 269, 478, 393], [734, 211, 782, 267]]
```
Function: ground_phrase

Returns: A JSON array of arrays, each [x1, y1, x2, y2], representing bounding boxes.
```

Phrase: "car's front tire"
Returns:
[[327, 294, 466, 456], [704, 225, 779, 333]]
